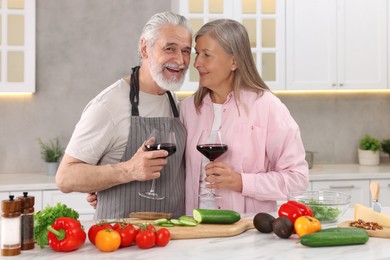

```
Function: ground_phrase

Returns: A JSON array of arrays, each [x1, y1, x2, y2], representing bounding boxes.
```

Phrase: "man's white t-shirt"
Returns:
[[66, 79, 177, 165]]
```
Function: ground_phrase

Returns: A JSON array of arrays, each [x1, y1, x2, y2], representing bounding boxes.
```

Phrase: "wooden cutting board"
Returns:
[[338, 221, 390, 238], [126, 218, 255, 240]]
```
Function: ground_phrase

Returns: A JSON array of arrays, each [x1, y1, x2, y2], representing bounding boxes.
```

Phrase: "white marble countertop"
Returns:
[[309, 163, 390, 181], [0, 173, 57, 191], [1, 208, 389, 260], [1, 163, 390, 192]]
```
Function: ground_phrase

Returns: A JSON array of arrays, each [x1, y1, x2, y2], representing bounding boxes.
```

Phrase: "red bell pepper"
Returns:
[[278, 200, 313, 224], [287, 200, 313, 217], [47, 217, 86, 252]]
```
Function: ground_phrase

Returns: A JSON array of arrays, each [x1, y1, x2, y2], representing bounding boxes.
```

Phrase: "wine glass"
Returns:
[[196, 129, 228, 198], [139, 128, 177, 200]]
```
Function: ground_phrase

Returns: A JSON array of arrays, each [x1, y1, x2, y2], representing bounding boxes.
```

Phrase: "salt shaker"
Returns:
[[17, 192, 35, 250], [1, 195, 22, 256]]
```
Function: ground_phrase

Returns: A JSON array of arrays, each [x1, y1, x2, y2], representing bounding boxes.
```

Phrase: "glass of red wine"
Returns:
[[196, 129, 228, 198], [139, 128, 177, 200]]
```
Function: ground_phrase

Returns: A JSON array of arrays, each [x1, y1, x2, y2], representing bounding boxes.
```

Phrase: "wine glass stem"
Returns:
[[149, 180, 156, 193]]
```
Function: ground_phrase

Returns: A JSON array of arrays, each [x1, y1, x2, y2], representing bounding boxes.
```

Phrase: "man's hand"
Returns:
[[120, 141, 169, 182]]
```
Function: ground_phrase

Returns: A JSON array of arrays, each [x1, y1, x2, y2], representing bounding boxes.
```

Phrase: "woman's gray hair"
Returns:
[[138, 12, 192, 58], [193, 19, 270, 113]]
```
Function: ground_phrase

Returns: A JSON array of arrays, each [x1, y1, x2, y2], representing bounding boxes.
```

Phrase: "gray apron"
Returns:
[[95, 66, 186, 219]]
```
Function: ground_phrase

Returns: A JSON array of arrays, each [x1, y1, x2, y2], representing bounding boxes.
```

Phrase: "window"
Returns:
[[0, 0, 35, 93], [172, 0, 285, 91]]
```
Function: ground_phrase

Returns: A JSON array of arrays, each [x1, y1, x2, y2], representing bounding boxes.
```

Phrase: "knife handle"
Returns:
[[370, 182, 380, 200]]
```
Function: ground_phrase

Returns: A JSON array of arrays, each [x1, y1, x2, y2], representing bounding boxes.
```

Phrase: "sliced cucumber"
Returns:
[[192, 209, 241, 224]]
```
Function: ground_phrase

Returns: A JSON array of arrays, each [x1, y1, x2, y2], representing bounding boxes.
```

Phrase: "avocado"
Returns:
[[253, 212, 275, 233], [272, 216, 294, 239]]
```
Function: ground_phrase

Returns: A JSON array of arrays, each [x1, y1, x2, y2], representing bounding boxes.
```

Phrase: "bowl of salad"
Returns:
[[287, 190, 351, 223]]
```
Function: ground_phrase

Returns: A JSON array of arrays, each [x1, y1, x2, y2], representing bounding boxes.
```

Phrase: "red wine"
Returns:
[[145, 143, 177, 157], [196, 144, 228, 161]]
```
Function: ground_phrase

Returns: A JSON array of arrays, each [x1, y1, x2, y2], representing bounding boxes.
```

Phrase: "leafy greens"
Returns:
[[34, 202, 79, 247]]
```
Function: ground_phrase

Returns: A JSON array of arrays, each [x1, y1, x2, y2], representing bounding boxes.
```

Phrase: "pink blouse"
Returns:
[[180, 90, 309, 215]]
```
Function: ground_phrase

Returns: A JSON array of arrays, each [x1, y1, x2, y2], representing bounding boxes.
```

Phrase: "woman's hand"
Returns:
[[204, 162, 243, 193]]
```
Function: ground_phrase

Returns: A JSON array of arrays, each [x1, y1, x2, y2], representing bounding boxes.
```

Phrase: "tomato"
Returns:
[[145, 224, 156, 232], [113, 223, 138, 247], [88, 222, 113, 245], [95, 228, 121, 252], [135, 229, 156, 249], [294, 216, 322, 237], [155, 228, 170, 247]]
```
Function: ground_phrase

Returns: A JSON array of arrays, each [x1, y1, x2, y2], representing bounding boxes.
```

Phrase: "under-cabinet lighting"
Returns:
[[0, 92, 34, 97]]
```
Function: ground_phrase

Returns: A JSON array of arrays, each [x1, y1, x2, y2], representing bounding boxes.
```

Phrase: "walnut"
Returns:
[[349, 219, 383, 230]]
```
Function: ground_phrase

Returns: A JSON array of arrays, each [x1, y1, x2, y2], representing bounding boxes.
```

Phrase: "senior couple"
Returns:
[[56, 12, 309, 219]]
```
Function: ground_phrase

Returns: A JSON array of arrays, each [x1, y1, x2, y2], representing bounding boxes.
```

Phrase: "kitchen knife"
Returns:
[[370, 182, 381, 213]]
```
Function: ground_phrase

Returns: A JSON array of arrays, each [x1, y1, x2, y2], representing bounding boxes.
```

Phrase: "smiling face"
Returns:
[[142, 24, 192, 91], [194, 34, 236, 94]]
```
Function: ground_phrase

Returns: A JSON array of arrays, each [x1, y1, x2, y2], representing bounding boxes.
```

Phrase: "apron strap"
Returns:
[[130, 66, 140, 116], [166, 91, 179, 118], [130, 66, 179, 118]]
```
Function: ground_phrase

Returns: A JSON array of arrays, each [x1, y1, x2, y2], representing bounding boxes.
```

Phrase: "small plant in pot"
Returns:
[[381, 139, 390, 159], [38, 137, 64, 175], [358, 134, 380, 166]]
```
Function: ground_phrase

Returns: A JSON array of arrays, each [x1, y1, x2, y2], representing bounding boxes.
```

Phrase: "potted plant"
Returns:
[[38, 137, 64, 176], [358, 134, 380, 166], [381, 139, 390, 163]]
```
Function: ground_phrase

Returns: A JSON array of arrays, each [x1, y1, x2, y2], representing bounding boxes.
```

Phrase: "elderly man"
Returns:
[[56, 12, 192, 219]]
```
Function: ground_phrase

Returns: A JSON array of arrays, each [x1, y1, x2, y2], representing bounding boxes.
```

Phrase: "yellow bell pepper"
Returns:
[[294, 216, 322, 237]]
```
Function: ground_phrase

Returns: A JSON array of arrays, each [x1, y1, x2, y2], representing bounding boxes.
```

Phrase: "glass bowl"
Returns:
[[287, 190, 351, 223]]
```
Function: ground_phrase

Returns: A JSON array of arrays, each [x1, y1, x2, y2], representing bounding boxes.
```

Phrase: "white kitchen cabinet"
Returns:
[[286, 0, 387, 90], [42, 190, 95, 220], [0, 190, 43, 211], [370, 179, 390, 207], [311, 180, 370, 207]]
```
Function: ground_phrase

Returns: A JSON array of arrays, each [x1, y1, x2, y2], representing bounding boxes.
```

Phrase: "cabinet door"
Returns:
[[0, 192, 10, 202], [42, 190, 95, 220], [286, 0, 337, 90], [9, 190, 43, 212], [339, 0, 387, 89], [312, 180, 370, 207], [370, 179, 390, 207], [286, 0, 387, 90]]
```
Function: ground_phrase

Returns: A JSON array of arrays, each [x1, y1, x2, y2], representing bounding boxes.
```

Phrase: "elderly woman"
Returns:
[[180, 19, 309, 215]]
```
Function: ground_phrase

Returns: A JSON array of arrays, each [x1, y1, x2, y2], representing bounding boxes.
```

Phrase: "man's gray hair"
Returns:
[[138, 12, 192, 58]]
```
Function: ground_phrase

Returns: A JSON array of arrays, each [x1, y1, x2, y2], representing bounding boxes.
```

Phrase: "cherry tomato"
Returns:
[[155, 228, 171, 247], [95, 228, 121, 252], [135, 229, 156, 249], [113, 222, 137, 247], [88, 222, 113, 245], [145, 224, 156, 232]]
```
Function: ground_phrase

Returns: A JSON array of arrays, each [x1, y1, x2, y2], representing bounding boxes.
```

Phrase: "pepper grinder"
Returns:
[[17, 192, 35, 250], [1, 195, 22, 256]]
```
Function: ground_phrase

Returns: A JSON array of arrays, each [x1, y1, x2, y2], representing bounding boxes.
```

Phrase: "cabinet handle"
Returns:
[[339, 83, 344, 87], [332, 83, 336, 87], [329, 185, 354, 189]]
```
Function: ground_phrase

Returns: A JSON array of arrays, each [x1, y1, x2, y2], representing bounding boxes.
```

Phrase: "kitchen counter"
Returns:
[[309, 163, 390, 181], [0, 173, 57, 191], [0, 208, 389, 259], [1, 163, 390, 192]]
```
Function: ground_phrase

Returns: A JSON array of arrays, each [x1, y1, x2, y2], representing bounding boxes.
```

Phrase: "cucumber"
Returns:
[[192, 209, 241, 224], [300, 227, 369, 247]]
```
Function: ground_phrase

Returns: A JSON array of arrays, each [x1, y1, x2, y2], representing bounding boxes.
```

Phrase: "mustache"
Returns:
[[164, 63, 186, 70]]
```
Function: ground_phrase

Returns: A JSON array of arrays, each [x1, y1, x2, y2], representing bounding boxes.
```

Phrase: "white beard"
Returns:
[[148, 56, 187, 92]]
